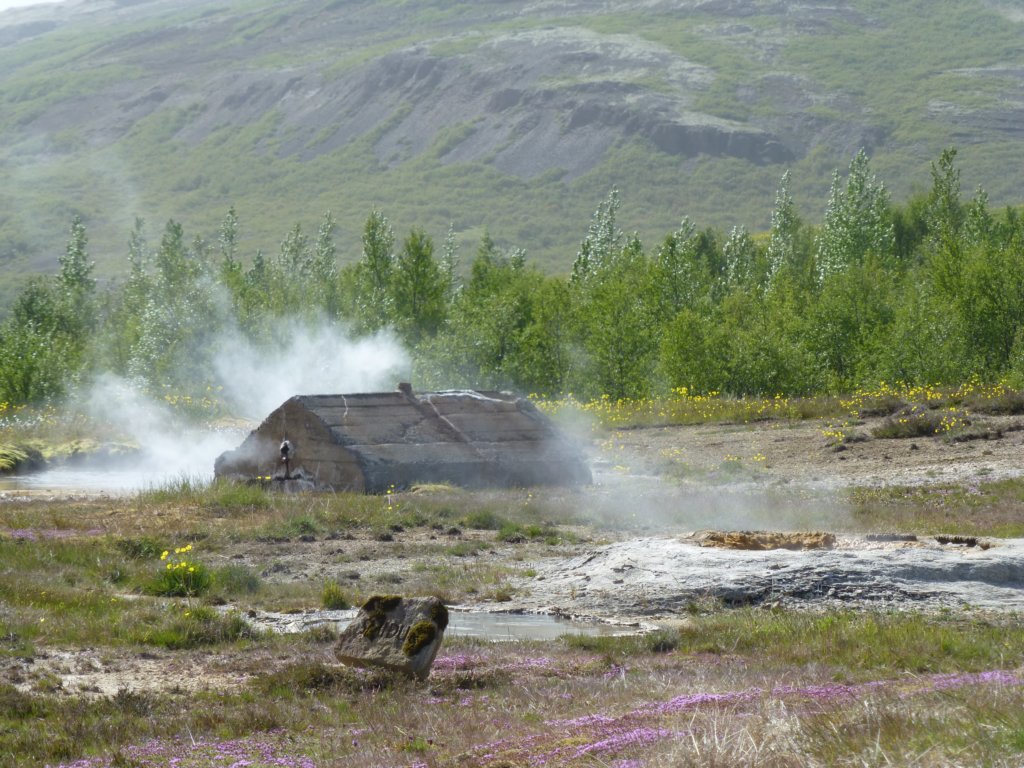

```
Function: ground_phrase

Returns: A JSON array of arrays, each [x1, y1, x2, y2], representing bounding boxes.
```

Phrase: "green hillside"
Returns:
[[1, 0, 1022, 308]]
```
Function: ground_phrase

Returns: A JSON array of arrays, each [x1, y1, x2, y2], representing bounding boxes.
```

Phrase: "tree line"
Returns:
[[3, 147, 1024, 409]]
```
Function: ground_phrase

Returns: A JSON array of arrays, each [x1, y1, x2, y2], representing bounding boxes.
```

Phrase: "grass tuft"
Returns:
[[138, 606, 259, 650], [321, 580, 350, 610]]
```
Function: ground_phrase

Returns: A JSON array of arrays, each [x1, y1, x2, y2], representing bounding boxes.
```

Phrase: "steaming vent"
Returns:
[[696, 530, 993, 553], [213, 385, 591, 492], [699, 531, 837, 551]]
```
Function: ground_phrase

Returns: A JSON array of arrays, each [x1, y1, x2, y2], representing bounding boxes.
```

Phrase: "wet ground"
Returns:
[[509, 533, 1024, 618], [240, 607, 649, 639]]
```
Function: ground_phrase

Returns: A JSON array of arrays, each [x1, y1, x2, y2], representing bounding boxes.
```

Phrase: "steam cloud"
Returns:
[[214, 323, 408, 419], [85, 373, 235, 480], [74, 322, 408, 489]]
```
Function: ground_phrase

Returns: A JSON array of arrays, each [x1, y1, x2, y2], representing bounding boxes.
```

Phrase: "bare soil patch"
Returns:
[[598, 413, 1024, 490]]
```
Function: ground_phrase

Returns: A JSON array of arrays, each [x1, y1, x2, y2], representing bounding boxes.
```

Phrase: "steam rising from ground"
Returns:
[[583, 472, 846, 534], [64, 324, 408, 490], [84, 374, 236, 482], [214, 324, 408, 419], [575, 424, 848, 534]]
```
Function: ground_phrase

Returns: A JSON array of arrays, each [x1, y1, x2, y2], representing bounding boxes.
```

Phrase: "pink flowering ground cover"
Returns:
[[48, 731, 316, 768], [46, 661, 1021, 768], [461, 665, 1024, 767]]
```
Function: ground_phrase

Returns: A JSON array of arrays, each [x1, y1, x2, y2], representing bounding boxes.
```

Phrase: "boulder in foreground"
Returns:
[[335, 595, 448, 681]]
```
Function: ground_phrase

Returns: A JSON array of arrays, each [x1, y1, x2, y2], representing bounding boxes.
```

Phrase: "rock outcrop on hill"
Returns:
[[1, 0, 1021, 284]]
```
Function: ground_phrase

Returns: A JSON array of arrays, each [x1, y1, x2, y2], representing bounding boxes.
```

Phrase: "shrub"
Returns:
[[462, 510, 508, 530], [116, 536, 165, 560], [143, 606, 258, 649], [0, 444, 45, 474], [213, 564, 261, 596], [213, 481, 269, 509], [321, 580, 350, 610], [150, 544, 212, 597], [644, 628, 680, 653], [872, 404, 969, 439]]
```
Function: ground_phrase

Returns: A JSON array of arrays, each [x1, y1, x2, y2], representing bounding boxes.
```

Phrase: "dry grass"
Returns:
[[3, 480, 1024, 766], [849, 478, 1024, 537]]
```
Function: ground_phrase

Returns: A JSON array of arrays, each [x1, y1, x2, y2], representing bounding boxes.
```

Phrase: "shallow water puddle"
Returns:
[[0, 467, 211, 494], [244, 607, 644, 641]]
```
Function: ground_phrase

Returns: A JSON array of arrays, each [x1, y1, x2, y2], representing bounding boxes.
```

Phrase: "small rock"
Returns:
[[335, 595, 448, 681]]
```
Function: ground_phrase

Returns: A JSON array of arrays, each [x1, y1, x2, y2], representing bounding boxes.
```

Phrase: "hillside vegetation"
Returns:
[[1, 0, 1023, 308]]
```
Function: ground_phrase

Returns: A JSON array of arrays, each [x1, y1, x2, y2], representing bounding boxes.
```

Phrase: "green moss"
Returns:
[[402, 620, 437, 657], [362, 594, 402, 613], [360, 594, 403, 640], [429, 601, 449, 632]]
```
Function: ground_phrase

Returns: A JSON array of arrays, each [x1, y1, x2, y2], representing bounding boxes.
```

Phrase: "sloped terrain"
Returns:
[[1, 0, 1022, 305]]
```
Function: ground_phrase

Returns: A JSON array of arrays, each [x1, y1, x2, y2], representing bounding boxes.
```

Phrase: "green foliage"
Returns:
[[321, 580, 350, 610], [115, 536, 165, 561], [0, 216, 98, 404], [417, 233, 569, 393], [766, 170, 804, 283], [871, 404, 969, 439], [564, 610, 1024, 675], [815, 151, 894, 281], [461, 509, 508, 530], [56, 216, 96, 333], [6, 146, 1024, 407], [150, 544, 212, 598], [353, 209, 397, 333], [391, 227, 449, 345], [140, 606, 257, 650], [568, 206, 664, 400], [211, 481, 270, 510], [214, 564, 262, 597], [571, 188, 623, 286]]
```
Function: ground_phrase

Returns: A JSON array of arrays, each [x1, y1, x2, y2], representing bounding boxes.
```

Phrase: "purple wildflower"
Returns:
[[469, 668, 1024, 766], [46, 732, 317, 768]]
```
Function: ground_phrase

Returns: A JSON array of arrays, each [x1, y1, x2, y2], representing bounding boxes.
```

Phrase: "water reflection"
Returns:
[[244, 608, 642, 641], [0, 468, 212, 494]]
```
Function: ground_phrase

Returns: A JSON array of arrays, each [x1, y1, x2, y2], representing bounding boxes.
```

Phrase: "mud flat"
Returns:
[[507, 534, 1024, 619]]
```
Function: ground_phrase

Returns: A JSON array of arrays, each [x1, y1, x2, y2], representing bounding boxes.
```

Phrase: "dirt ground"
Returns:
[[7, 414, 1024, 698], [598, 413, 1024, 490]]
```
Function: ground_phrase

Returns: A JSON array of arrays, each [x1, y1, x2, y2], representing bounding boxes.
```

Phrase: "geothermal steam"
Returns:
[[77, 323, 407, 489], [214, 323, 407, 419]]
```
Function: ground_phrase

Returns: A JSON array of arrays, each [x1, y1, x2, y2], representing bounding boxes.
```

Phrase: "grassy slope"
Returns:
[[0, 0, 1022, 310]]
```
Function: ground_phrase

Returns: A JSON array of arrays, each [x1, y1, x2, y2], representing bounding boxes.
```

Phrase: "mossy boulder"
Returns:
[[335, 595, 448, 681]]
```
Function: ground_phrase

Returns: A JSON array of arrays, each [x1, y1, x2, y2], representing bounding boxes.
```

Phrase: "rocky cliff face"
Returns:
[[4, 4, 802, 174]]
